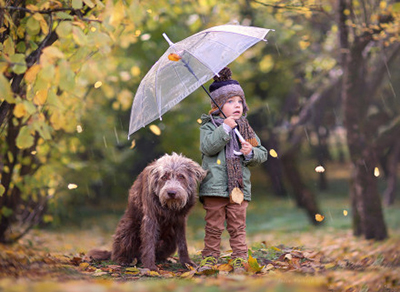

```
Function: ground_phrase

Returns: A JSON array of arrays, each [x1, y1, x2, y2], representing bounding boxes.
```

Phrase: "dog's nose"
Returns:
[[167, 191, 176, 198]]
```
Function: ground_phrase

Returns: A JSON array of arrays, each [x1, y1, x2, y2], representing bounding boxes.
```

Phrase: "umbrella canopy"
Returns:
[[128, 24, 273, 138]]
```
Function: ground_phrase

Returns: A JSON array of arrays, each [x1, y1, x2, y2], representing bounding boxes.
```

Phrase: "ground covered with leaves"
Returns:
[[1, 225, 399, 292]]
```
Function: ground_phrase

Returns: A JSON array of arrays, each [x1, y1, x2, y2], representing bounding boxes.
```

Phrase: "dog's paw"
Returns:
[[182, 260, 197, 269], [146, 265, 159, 272]]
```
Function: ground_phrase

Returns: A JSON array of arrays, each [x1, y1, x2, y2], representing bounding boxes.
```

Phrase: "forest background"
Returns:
[[0, 0, 400, 291]]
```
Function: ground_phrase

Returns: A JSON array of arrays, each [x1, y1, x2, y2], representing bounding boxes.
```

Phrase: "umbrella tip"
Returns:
[[162, 33, 174, 46]]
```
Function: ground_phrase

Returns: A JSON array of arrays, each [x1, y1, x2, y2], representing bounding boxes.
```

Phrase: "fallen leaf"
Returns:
[[248, 255, 264, 273], [218, 263, 233, 272]]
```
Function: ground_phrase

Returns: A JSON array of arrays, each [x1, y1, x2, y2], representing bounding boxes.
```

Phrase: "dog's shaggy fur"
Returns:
[[88, 153, 206, 271]]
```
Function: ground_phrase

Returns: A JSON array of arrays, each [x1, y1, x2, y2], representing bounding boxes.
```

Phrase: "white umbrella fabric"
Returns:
[[128, 24, 273, 138]]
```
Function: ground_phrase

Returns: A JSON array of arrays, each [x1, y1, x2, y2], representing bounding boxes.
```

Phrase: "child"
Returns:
[[198, 67, 268, 273]]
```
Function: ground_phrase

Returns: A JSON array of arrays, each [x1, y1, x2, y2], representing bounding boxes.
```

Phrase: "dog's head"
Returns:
[[146, 153, 206, 210]]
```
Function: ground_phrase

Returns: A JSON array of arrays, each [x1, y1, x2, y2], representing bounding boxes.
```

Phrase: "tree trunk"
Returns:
[[339, 0, 388, 239], [383, 140, 400, 206]]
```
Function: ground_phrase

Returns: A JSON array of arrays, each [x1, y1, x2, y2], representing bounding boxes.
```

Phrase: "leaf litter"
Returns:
[[0, 228, 399, 292]]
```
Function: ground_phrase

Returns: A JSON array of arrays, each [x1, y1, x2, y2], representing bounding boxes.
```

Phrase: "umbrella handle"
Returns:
[[234, 128, 245, 143]]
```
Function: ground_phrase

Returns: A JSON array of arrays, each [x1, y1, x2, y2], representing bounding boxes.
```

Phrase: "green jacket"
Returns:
[[199, 114, 268, 201]]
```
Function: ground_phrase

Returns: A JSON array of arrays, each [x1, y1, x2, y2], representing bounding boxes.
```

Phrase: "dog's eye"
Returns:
[[161, 174, 169, 181], [177, 174, 185, 180]]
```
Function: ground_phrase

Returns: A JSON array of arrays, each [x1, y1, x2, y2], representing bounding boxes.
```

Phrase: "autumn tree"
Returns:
[[0, 0, 153, 243], [337, 0, 400, 240]]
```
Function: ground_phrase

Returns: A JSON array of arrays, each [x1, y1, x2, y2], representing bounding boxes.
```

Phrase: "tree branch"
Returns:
[[252, 0, 330, 15], [0, 5, 101, 22]]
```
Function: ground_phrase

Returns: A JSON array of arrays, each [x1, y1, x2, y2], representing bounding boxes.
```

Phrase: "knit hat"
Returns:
[[208, 67, 249, 115]]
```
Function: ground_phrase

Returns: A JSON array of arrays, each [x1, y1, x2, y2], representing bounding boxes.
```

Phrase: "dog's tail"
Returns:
[[87, 249, 112, 261]]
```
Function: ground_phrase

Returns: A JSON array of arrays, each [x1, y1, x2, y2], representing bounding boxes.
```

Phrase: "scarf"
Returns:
[[210, 116, 258, 202]]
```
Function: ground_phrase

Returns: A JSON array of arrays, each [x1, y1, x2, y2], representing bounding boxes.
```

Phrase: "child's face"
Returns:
[[220, 96, 243, 120]]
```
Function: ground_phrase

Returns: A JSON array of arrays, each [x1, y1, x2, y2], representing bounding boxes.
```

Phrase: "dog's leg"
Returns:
[[176, 216, 196, 268], [140, 215, 159, 271]]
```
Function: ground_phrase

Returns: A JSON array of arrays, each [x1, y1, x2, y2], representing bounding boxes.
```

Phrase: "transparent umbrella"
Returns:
[[128, 24, 273, 139]]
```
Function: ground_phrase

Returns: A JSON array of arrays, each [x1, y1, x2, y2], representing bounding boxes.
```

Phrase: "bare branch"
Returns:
[[252, 0, 330, 15], [0, 5, 102, 22]]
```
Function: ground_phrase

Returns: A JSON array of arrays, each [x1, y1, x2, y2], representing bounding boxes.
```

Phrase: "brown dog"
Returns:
[[88, 153, 206, 271]]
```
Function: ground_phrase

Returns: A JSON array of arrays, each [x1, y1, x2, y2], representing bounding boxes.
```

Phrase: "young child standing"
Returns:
[[198, 67, 268, 273]]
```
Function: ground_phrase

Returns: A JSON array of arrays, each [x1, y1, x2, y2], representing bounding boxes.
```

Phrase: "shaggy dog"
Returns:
[[88, 153, 206, 271]]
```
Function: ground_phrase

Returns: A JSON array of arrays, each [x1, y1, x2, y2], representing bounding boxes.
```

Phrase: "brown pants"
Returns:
[[201, 196, 248, 259]]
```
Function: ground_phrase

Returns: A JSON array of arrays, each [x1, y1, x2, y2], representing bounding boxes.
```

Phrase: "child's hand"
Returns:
[[224, 116, 237, 129], [240, 141, 253, 156]]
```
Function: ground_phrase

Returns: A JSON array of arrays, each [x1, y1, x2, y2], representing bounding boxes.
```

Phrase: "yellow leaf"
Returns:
[[315, 213, 325, 222], [125, 267, 139, 274], [79, 262, 90, 270], [148, 271, 160, 277], [26, 4, 39, 11], [25, 64, 41, 83], [13, 103, 27, 118], [0, 74, 12, 103], [299, 40, 310, 50], [269, 149, 278, 158], [149, 124, 161, 136], [50, 111, 66, 130], [180, 270, 195, 278], [271, 246, 282, 252], [248, 255, 264, 273], [218, 263, 233, 272], [83, 0, 95, 8], [33, 90, 48, 105]]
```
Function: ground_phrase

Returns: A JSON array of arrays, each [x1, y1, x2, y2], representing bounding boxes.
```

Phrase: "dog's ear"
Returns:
[[143, 160, 161, 195], [188, 161, 207, 183]]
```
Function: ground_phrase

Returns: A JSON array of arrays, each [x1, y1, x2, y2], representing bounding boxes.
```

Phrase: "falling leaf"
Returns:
[[68, 183, 78, 190], [168, 53, 182, 61], [217, 159, 221, 165], [197, 118, 202, 124], [343, 210, 348, 216], [315, 213, 325, 222], [315, 165, 325, 173], [149, 124, 161, 136], [76, 125, 83, 133], [94, 81, 102, 88], [269, 149, 278, 158], [130, 139, 136, 149], [374, 167, 380, 177]]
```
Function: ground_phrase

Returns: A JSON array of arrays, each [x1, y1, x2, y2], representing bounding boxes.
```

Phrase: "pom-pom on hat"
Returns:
[[208, 67, 248, 115]]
